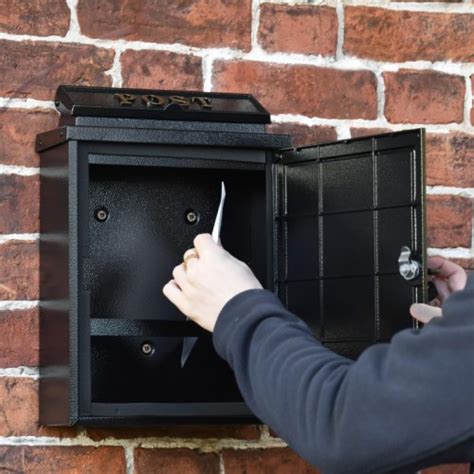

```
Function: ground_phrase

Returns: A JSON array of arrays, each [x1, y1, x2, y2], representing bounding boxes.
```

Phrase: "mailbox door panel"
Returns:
[[275, 130, 427, 358]]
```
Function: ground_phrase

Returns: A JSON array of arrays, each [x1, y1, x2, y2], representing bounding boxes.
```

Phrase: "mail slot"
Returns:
[[38, 85, 427, 426]]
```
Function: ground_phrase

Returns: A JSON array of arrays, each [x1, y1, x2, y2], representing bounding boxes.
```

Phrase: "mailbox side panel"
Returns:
[[39, 141, 72, 425]]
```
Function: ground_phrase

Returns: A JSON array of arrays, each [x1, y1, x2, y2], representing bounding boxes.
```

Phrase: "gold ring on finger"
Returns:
[[183, 250, 199, 270]]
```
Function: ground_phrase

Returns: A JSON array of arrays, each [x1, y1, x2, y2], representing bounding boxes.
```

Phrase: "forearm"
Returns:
[[213, 288, 474, 473]]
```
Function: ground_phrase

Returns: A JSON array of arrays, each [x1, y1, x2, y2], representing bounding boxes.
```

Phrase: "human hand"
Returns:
[[410, 256, 467, 324], [162, 234, 263, 332]]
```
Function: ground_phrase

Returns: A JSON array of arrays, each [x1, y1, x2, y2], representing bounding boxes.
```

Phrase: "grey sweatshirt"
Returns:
[[213, 275, 474, 473]]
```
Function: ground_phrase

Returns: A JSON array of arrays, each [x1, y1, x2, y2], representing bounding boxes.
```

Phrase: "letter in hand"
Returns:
[[410, 256, 467, 324]]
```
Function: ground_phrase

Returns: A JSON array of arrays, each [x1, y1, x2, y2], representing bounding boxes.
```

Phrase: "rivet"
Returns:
[[95, 208, 109, 222], [141, 342, 154, 356], [185, 209, 199, 224]]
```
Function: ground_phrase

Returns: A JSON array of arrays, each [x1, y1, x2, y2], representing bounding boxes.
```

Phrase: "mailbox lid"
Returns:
[[273, 129, 427, 358], [55, 85, 271, 124]]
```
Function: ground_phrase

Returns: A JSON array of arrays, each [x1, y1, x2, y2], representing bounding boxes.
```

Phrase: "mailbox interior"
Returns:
[[80, 145, 270, 413]]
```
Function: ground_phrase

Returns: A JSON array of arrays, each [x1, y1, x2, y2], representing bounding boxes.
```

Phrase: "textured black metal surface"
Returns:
[[36, 126, 289, 153], [56, 85, 271, 124], [39, 142, 71, 425], [88, 163, 266, 320], [86, 161, 266, 405], [277, 130, 426, 358]]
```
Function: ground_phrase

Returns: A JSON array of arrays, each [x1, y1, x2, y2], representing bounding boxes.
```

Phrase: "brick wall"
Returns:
[[0, 0, 472, 472]]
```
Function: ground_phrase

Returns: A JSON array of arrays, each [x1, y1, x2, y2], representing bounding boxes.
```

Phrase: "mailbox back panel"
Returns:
[[87, 159, 267, 404]]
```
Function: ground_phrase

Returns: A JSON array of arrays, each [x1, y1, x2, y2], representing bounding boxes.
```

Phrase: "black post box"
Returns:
[[38, 85, 427, 426]]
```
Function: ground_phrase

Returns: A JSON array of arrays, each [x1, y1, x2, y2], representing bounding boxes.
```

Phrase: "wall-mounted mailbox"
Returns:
[[38, 85, 427, 426]]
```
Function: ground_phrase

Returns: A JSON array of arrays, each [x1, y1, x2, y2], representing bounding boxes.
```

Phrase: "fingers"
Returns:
[[183, 248, 200, 272], [172, 263, 190, 291], [427, 256, 467, 293], [163, 280, 189, 315], [193, 233, 220, 257], [410, 303, 443, 324], [433, 278, 450, 302], [183, 248, 199, 260]]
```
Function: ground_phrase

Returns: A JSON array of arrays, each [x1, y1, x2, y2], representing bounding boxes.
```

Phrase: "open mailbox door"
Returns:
[[273, 129, 427, 359]]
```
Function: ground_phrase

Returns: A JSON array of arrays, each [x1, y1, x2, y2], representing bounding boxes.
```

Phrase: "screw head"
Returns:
[[185, 210, 199, 224], [141, 342, 154, 356], [95, 208, 108, 222]]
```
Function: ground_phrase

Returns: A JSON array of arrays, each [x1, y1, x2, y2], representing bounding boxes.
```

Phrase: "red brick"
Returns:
[[384, 70, 465, 124], [0, 308, 38, 367], [213, 61, 377, 119], [427, 195, 472, 248], [259, 4, 337, 56], [427, 133, 474, 188], [350, 127, 393, 138], [0, 241, 39, 300], [0, 0, 70, 36], [86, 424, 260, 441], [392, 0, 462, 2], [0, 175, 39, 233], [0, 378, 78, 438], [267, 124, 337, 148], [345, 7, 473, 62], [121, 51, 202, 91], [421, 464, 470, 474], [223, 448, 320, 474], [0, 109, 58, 167], [471, 76, 474, 125], [0, 446, 124, 472], [135, 448, 219, 474], [0, 40, 113, 100], [77, 0, 251, 51]]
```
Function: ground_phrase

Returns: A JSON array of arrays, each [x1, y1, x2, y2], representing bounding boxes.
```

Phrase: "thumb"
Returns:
[[410, 303, 443, 324]]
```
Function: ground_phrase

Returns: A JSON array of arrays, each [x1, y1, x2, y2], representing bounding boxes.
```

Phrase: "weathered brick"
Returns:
[[392, 0, 462, 3], [0, 308, 38, 367], [0, 241, 38, 300], [345, 7, 473, 62], [0, 40, 113, 100], [259, 4, 337, 56], [223, 448, 320, 474], [77, 0, 251, 51], [350, 127, 393, 138], [267, 124, 337, 148], [0, 378, 78, 437], [384, 70, 465, 124], [213, 61, 377, 119], [0, 109, 58, 167], [121, 51, 203, 91], [135, 448, 219, 474], [86, 424, 260, 441], [471, 76, 474, 125], [421, 464, 470, 474], [427, 195, 472, 248], [0, 446, 124, 472], [0, 0, 70, 36], [427, 133, 474, 187], [0, 175, 39, 233]]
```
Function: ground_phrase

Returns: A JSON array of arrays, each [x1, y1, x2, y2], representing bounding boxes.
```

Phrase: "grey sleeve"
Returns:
[[213, 276, 474, 474]]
